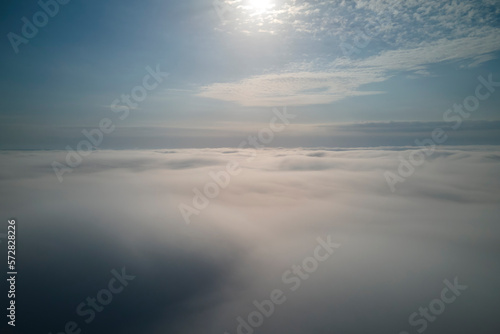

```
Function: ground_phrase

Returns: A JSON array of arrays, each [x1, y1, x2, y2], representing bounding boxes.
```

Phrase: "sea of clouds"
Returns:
[[1, 147, 499, 334]]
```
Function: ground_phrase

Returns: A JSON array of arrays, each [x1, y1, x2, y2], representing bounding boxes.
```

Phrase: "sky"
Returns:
[[1, 0, 500, 148], [1, 1, 500, 334]]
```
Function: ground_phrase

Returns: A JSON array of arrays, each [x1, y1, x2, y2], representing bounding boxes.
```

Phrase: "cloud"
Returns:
[[197, 69, 386, 106], [198, 30, 500, 106], [219, 0, 500, 44], [204, 0, 500, 106], [357, 31, 500, 71], [1, 147, 500, 333]]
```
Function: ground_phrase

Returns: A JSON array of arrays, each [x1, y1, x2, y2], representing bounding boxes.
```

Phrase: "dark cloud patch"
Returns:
[[163, 158, 223, 170], [11, 208, 241, 334], [306, 152, 327, 157], [484, 153, 500, 161], [279, 159, 334, 171]]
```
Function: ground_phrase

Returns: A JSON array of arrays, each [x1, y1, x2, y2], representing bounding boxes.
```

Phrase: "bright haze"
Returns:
[[0, 1, 499, 334]]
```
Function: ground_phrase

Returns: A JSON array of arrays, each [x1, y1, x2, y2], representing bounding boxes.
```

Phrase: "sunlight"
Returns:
[[247, 0, 275, 14]]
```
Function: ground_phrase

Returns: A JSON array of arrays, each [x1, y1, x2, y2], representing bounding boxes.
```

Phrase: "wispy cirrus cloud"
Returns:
[[198, 29, 500, 106], [197, 69, 386, 106]]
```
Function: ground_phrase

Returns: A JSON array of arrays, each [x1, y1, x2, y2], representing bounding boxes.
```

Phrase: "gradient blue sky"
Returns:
[[1, 0, 500, 148]]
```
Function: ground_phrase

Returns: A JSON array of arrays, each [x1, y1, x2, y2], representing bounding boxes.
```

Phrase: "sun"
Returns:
[[247, 0, 274, 13]]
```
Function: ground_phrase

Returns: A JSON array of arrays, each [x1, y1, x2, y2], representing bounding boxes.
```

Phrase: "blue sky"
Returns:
[[1, 0, 500, 148]]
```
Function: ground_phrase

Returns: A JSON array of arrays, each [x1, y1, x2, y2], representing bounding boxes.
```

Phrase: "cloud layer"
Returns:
[[1, 147, 500, 333]]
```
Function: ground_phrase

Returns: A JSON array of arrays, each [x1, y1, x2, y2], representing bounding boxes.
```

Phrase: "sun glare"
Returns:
[[248, 0, 275, 14]]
